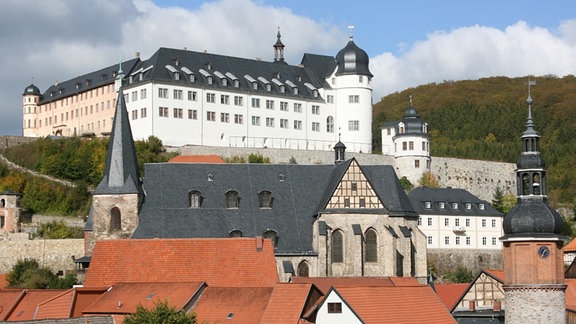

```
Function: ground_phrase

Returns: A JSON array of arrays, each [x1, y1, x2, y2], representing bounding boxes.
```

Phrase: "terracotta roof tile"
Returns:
[[34, 289, 75, 319], [0, 274, 8, 289], [291, 276, 399, 294], [84, 238, 278, 288], [261, 283, 321, 324], [484, 269, 505, 282], [5, 290, 64, 321], [336, 286, 456, 324], [168, 155, 225, 164], [0, 289, 25, 320], [70, 287, 109, 317], [83, 282, 204, 315], [565, 238, 576, 252], [193, 287, 273, 323], [434, 283, 469, 309]]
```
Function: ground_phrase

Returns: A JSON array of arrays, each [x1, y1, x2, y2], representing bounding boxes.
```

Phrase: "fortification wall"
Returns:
[[0, 233, 84, 273], [428, 249, 503, 278], [0, 136, 35, 149]]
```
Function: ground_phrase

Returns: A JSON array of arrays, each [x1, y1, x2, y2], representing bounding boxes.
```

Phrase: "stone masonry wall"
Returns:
[[0, 233, 84, 273], [428, 249, 503, 278], [0, 136, 35, 149]]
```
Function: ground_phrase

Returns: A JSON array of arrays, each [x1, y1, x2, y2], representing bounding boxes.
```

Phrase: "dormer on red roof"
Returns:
[[84, 238, 279, 288], [168, 155, 225, 164]]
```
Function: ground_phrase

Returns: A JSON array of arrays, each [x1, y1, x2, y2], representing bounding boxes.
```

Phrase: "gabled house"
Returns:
[[450, 269, 505, 323]]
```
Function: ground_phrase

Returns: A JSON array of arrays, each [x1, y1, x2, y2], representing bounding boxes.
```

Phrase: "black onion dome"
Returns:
[[517, 153, 546, 169], [334, 141, 346, 149], [502, 199, 564, 237], [401, 105, 425, 134], [23, 84, 41, 96], [335, 39, 372, 77]]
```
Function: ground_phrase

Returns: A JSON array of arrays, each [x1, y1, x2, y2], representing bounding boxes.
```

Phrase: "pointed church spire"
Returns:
[[94, 63, 143, 196]]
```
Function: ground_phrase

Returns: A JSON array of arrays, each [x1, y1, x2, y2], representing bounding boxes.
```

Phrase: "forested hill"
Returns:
[[372, 74, 576, 205]]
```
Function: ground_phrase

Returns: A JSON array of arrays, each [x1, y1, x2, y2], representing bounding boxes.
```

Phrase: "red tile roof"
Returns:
[[261, 283, 321, 324], [83, 282, 205, 315], [4, 290, 64, 321], [565, 238, 576, 252], [291, 276, 416, 294], [34, 289, 75, 319], [168, 155, 225, 164], [0, 289, 25, 321], [335, 286, 456, 324], [84, 238, 279, 288], [193, 287, 273, 323], [70, 287, 109, 317], [0, 274, 8, 289], [484, 269, 505, 282], [434, 283, 469, 309]]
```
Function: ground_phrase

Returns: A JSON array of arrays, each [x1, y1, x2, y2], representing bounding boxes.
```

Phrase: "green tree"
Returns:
[[492, 187, 504, 213], [123, 301, 197, 324], [419, 172, 439, 188], [34, 220, 83, 239], [6, 259, 77, 289], [248, 153, 271, 163], [399, 176, 413, 191], [444, 265, 473, 283]]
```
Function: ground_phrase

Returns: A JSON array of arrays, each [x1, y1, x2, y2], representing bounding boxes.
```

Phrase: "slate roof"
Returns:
[[83, 238, 279, 288], [328, 286, 456, 323], [408, 186, 503, 217], [38, 59, 139, 104], [126, 47, 334, 102], [132, 158, 416, 254]]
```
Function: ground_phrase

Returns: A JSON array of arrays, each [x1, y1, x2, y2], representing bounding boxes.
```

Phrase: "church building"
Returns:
[[85, 72, 427, 282]]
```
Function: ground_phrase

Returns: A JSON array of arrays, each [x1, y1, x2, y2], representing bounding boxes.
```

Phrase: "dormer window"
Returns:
[[226, 190, 239, 208], [399, 123, 405, 134], [259, 190, 273, 208], [174, 72, 180, 80], [189, 190, 202, 208], [252, 82, 258, 90], [229, 229, 243, 238], [234, 80, 240, 88], [452, 202, 458, 209], [222, 78, 228, 87], [207, 76, 213, 85], [280, 85, 285, 93], [294, 88, 298, 95], [479, 203, 485, 210], [466, 203, 472, 210], [266, 84, 271, 91], [424, 201, 431, 209], [439, 202, 445, 209], [263, 230, 278, 248]]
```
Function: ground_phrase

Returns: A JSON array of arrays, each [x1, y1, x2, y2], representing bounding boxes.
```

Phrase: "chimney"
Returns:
[[255, 236, 263, 251], [493, 300, 501, 311], [468, 301, 475, 312]]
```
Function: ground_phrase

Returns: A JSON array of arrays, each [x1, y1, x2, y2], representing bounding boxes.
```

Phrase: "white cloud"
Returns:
[[370, 21, 576, 99]]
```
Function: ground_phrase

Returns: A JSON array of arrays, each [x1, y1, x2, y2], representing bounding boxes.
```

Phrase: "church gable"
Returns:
[[326, 159, 384, 209]]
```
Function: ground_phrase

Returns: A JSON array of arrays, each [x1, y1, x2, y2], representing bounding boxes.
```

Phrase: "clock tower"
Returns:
[[501, 82, 566, 323]]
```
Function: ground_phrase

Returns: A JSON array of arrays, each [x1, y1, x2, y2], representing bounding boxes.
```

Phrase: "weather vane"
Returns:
[[347, 25, 354, 39]]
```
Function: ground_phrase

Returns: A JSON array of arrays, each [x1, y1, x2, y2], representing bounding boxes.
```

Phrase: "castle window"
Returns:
[[427, 236, 432, 244], [482, 219, 487, 227], [482, 237, 487, 245], [348, 120, 359, 131], [331, 230, 343, 263], [415, 160, 420, 168], [189, 190, 202, 208], [110, 207, 121, 232], [452, 202, 458, 209], [444, 236, 450, 245], [365, 229, 378, 262], [229, 229, 243, 238], [479, 203, 485, 210], [297, 261, 309, 277], [328, 302, 342, 314], [259, 190, 273, 208], [263, 230, 278, 248], [409, 141, 414, 150], [439, 202, 445, 209], [491, 219, 497, 227], [466, 203, 471, 210], [427, 217, 432, 226], [0, 199, 5, 208], [326, 116, 334, 133], [348, 95, 359, 103], [444, 218, 449, 226], [402, 142, 407, 151], [225, 190, 239, 208], [399, 124, 405, 133], [533, 173, 541, 195], [466, 218, 470, 226], [466, 237, 471, 245]]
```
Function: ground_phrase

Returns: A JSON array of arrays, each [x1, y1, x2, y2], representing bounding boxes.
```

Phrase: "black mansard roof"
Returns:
[[125, 47, 337, 101], [132, 159, 416, 254], [408, 187, 502, 217]]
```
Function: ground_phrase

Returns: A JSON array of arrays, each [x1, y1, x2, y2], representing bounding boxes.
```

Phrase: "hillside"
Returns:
[[373, 74, 576, 205]]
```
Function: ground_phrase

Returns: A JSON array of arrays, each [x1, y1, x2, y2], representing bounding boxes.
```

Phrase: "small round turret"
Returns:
[[23, 84, 41, 96]]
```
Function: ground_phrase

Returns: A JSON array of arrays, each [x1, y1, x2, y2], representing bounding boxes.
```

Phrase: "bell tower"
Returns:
[[501, 81, 565, 323]]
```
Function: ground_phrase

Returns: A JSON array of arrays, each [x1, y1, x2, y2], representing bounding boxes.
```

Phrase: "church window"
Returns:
[[226, 190, 239, 208], [110, 207, 121, 232], [414, 160, 420, 168], [189, 190, 202, 208], [328, 302, 342, 313], [259, 190, 273, 208], [297, 261, 309, 277], [326, 116, 334, 133], [263, 230, 278, 248], [331, 231, 343, 263], [365, 229, 378, 262], [229, 229, 242, 238]]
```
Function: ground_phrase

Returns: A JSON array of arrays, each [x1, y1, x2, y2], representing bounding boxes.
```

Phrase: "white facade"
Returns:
[[418, 211, 503, 250], [315, 290, 362, 324]]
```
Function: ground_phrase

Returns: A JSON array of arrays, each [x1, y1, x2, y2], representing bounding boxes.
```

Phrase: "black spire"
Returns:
[[501, 81, 563, 238], [93, 66, 143, 196], [273, 27, 285, 62]]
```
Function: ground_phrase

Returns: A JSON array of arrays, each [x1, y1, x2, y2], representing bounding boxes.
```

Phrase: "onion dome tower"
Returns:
[[333, 30, 373, 153], [391, 96, 430, 185], [273, 27, 285, 62], [22, 84, 41, 136], [501, 81, 565, 324]]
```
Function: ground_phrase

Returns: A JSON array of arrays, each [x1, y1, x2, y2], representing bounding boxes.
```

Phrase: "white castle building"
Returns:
[[23, 31, 374, 153]]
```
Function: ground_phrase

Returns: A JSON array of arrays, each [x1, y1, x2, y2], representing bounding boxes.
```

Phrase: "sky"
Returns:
[[1, 0, 575, 136]]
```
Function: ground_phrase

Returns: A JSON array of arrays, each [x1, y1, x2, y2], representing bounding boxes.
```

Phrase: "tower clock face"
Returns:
[[537, 245, 550, 259]]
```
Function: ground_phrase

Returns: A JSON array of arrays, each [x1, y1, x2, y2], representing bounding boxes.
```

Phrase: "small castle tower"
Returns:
[[382, 96, 430, 185], [501, 82, 566, 323], [273, 27, 285, 62], [0, 191, 22, 234], [84, 66, 143, 255], [22, 84, 41, 137], [333, 31, 373, 153]]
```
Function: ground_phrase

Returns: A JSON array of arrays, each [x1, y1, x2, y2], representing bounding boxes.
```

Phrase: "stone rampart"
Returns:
[[0, 136, 35, 149], [428, 249, 503, 278], [0, 233, 84, 273]]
